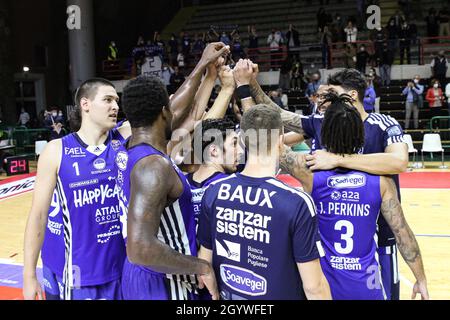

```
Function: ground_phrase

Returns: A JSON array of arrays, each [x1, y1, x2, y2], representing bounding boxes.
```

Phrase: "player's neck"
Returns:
[[77, 124, 109, 146], [356, 102, 369, 120], [241, 155, 278, 178], [194, 162, 224, 183], [129, 126, 167, 154]]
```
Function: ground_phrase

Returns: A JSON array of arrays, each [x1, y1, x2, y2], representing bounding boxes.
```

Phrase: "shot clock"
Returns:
[[5, 156, 30, 176]]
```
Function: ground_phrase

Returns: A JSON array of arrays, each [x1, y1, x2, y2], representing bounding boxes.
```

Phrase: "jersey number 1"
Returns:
[[73, 162, 80, 176]]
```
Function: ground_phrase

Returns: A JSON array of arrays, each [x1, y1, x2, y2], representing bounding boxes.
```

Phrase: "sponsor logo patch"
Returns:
[[115, 151, 128, 171], [327, 174, 366, 189], [220, 264, 267, 296], [93, 158, 106, 170], [216, 239, 241, 262]]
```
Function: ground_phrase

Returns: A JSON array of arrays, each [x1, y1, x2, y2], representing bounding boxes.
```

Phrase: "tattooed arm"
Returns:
[[380, 177, 429, 300], [249, 69, 306, 134], [280, 147, 313, 193]]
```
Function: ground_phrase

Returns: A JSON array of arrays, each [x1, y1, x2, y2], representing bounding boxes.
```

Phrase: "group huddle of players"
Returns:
[[23, 43, 429, 300]]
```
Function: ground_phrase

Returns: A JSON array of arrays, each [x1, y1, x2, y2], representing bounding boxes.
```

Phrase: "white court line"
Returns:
[[399, 273, 414, 289]]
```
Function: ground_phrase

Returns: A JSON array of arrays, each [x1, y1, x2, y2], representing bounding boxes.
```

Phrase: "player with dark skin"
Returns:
[[124, 43, 230, 300]]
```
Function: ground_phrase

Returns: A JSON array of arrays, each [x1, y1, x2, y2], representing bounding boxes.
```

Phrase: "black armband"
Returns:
[[236, 85, 251, 100]]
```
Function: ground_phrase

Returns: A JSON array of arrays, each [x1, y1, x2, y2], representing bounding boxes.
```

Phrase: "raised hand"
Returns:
[[200, 42, 230, 68], [219, 65, 236, 90], [233, 59, 254, 87]]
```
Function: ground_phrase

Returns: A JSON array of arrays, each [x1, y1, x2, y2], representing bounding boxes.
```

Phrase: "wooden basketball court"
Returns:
[[0, 163, 449, 300]]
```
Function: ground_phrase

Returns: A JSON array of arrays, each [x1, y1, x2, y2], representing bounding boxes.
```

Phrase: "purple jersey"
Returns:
[[115, 143, 198, 299], [46, 132, 126, 299], [41, 190, 65, 277], [301, 113, 404, 247], [185, 172, 228, 224], [311, 169, 385, 300], [198, 173, 322, 300]]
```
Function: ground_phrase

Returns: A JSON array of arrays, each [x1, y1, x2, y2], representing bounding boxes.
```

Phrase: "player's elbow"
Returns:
[[126, 239, 155, 266], [394, 155, 408, 173], [303, 275, 332, 300]]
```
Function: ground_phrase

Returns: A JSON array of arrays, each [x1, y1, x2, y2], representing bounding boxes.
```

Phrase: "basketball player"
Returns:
[[280, 93, 429, 300], [117, 75, 219, 300], [187, 118, 239, 224], [23, 78, 127, 300], [197, 105, 331, 300], [23, 42, 230, 300], [245, 67, 408, 300]]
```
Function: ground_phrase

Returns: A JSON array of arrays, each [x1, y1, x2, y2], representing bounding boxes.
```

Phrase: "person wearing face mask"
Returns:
[[426, 80, 446, 119], [431, 51, 448, 89], [402, 76, 424, 129]]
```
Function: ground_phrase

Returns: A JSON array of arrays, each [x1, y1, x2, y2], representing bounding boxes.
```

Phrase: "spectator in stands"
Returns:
[[17, 108, 30, 127], [286, 24, 300, 55], [317, 7, 331, 32], [364, 78, 376, 113], [161, 62, 174, 91], [386, 18, 399, 56], [414, 75, 425, 110], [279, 88, 289, 111], [192, 33, 206, 57], [425, 8, 439, 42], [247, 25, 259, 62], [390, 10, 406, 29], [372, 26, 386, 65], [344, 21, 358, 43], [398, 21, 412, 65], [267, 28, 283, 70], [168, 34, 179, 66], [408, 20, 418, 45], [248, 25, 258, 49], [319, 26, 332, 69], [177, 46, 185, 69], [431, 50, 448, 89], [219, 31, 231, 46], [44, 108, 65, 141], [344, 44, 357, 68], [269, 90, 285, 109], [368, 67, 382, 113], [402, 77, 424, 129], [107, 41, 118, 60], [154, 32, 165, 52], [380, 43, 394, 87], [290, 58, 305, 91], [438, 6, 450, 38], [279, 58, 292, 92], [132, 36, 146, 75], [332, 13, 346, 43], [356, 44, 370, 74], [426, 79, 446, 119], [231, 31, 245, 61], [180, 31, 191, 62], [56, 110, 65, 125], [305, 73, 322, 114], [170, 66, 185, 94]]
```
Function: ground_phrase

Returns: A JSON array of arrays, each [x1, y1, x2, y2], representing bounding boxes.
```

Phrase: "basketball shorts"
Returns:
[[121, 258, 198, 300], [378, 244, 400, 300]]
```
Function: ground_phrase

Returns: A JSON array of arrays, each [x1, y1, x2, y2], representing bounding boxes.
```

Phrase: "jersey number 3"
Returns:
[[334, 220, 354, 254]]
